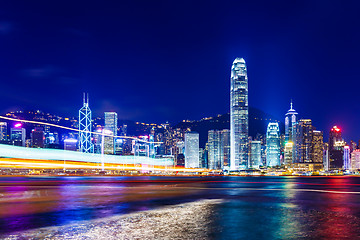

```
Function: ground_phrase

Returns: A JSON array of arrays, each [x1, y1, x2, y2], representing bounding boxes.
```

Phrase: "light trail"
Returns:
[[0, 115, 162, 144], [0, 158, 217, 173]]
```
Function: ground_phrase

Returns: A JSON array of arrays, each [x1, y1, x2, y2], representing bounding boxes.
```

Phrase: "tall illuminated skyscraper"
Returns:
[[185, 132, 199, 168], [266, 122, 280, 167], [284, 142, 294, 165], [104, 112, 118, 154], [329, 126, 345, 169], [208, 130, 221, 170], [351, 149, 360, 171], [343, 146, 350, 170], [79, 93, 93, 153], [221, 129, 231, 169], [311, 130, 324, 163], [285, 100, 298, 142], [207, 129, 230, 170], [230, 58, 248, 170], [294, 119, 313, 163], [250, 140, 262, 169]]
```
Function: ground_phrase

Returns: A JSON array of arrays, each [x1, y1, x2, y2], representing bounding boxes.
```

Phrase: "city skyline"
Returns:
[[0, 1, 359, 142], [1, 2, 360, 239]]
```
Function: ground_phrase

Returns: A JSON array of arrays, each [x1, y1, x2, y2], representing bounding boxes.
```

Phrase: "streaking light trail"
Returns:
[[0, 143, 173, 166]]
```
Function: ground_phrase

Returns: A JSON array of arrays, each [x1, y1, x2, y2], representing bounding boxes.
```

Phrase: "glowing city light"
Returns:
[[332, 126, 341, 132]]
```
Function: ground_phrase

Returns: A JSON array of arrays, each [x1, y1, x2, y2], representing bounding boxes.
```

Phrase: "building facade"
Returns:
[[0, 122, 7, 141], [230, 58, 249, 170], [294, 119, 313, 163], [343, 146, 350, 170], [285, 101, 298, 142], [208, 130, 221, 170], [266, 122, 280, 167], [311, 130, 324, 163], [184, 132, 199, 168], [329, 126, 345, 169], [64, 138, 78, 151], [250, 140, 262, 169], [104, 112, 118, 154], [284, 141, 294, 165], [323, 143, 329, 171], [351, 149, 360, 171], [11, 126, 26, 147], [31, 127, 45, 148], [221, 129, 231, 169], [207, 129, 230, 170]]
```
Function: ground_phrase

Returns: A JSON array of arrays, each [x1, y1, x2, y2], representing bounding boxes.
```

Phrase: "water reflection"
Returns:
[[0, 176, 360, 239]]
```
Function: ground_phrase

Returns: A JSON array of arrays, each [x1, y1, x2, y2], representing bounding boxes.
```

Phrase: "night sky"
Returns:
[[0, 1, 359, 141]]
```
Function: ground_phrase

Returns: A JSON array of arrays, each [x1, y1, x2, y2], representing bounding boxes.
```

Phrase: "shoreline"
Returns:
[[2, 199, 223, 239]]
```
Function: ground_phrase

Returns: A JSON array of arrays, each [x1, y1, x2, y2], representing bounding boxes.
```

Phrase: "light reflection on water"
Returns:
[[0, 176, 360, 239]]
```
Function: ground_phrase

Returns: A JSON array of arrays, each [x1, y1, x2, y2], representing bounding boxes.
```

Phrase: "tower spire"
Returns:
[[290, 99, 293, 110]]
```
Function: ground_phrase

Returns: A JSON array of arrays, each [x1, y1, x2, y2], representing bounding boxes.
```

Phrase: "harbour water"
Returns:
[[1, 176, 360, 239]]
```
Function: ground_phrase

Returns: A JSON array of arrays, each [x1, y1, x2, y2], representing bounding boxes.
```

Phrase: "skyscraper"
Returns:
[[208, 129, 230, 170], [11, 124, 26, 147], [250, 140, 262, 169], [285, 101, 298, 142], [208, 130, 221, 170], [343, 146, 350, 170], [311, 130, 324, 163], [329, 126, 345, 169], [31, 127, 45, 148], [323, 143, 330, 171], [266, 122, 280, 167], [294, 119, 313, 163], [104, 112, 118, 154], [221, 129, 231, 169], [0, 122, 7, 141], [284, 142, 294, 165], [351, 149, 360, 171], [185, 132, 199, 168], [79, 93, 93, 153], [230, 58, 248, 170]]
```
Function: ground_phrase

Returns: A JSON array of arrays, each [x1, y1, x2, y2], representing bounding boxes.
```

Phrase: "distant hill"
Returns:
[[1, 108, 284, 149], [175, 107, 284, 148]]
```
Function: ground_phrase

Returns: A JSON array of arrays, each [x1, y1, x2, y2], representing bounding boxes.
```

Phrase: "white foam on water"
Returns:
[[3, 199, 223, 240]]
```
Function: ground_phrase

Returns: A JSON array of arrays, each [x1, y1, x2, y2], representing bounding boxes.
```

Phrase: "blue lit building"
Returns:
[[104, 112, 118, 154], [250, 140, 262, 169], [207, 129, 229, 170], [79, 94, 93, 153], [266, 122, 280, 167], [185, 132, 199, 168], [343, 146, 350, 170], [230, 58, 248, 170], [285, 101, 298, 142]]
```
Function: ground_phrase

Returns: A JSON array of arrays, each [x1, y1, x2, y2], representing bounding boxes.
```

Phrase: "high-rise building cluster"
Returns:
[[0, 58, 359, 174]]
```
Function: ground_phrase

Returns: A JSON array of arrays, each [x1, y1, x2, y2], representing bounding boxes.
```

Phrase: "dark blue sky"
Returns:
[[0, 1, 359, 141]]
